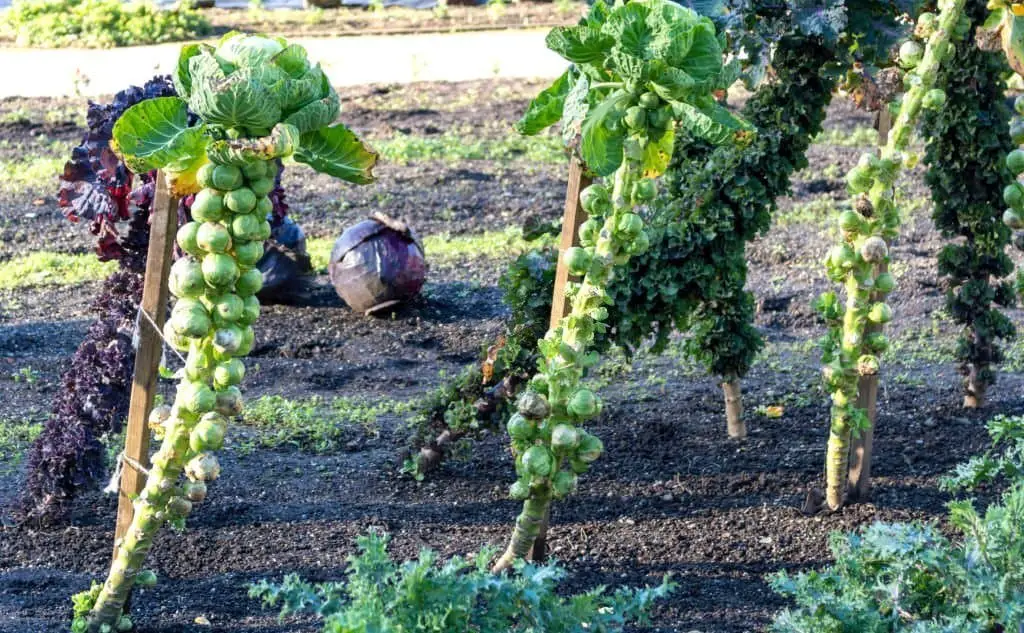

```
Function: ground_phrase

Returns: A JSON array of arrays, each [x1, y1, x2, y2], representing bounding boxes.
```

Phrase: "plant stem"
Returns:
[[722, 378, 744, 439]]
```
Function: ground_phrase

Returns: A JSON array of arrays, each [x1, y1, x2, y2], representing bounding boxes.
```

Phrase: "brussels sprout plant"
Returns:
[[816, 0, 966, 512], [73, 33, 377, 632], [495, 0, 748, 572]]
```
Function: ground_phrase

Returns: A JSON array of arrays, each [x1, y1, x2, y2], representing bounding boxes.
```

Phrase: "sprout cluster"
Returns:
[[1003, 96, 1024, 232]]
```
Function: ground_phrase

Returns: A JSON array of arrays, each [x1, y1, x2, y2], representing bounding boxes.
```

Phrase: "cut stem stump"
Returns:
[[113, 171, 177, 554], [531, 155, 590, 563], [723, 378, 744, 439]]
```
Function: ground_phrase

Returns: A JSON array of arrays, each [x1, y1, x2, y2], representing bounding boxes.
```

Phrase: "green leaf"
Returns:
[[173, 43, 202, 99], [186, 53, 283, 132], [676, 19, 722, 82], [285, 91, 340, 135], [642, 126, 675, 178], [580, 90, 628, 177], [670, 97, 749, 146], [111, 96, 209, 195], [545, 25, 612, 64], [515, 70, 570, 136], [295, 124, 378, 184], [273, 43, 311, 77], [560, 72, 590, 146], [208, 123, 299, 166], [277, 65, 331, 116]]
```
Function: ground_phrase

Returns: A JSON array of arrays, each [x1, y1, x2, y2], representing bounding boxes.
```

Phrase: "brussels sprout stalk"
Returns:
[[818, 0, 966, 511]]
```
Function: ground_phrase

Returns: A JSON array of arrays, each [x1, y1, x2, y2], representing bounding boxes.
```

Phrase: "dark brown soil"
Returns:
[[1, 78, 1021, 632]]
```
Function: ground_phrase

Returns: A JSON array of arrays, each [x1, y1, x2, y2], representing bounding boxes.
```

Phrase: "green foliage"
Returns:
[[920, 0, 1017, 402], [0, 0, 211, 48], [943, 414, 1024, 491], [249, 531, 674, 632], [0, 252, 116, 290]]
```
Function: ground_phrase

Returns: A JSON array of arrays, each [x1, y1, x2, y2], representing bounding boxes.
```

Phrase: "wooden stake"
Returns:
[[848, 111, 891, 503], [531, 155, 590, 563], [113, 171, 178, 552]]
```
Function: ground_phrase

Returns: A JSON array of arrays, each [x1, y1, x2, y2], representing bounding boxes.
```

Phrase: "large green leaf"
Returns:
[[670, 97, 750, 146], [295, 124, 378, 184], [642, 126, 675, 178], [677, 19, 723, 82], [272, 43, 310, 78], [173, 43, 202, 99], [186, 53, 282, 132], [560, 72, 591, 146], [515, 70, 570, 136], [580, 90, 628, 177], [545, 25, 612, 64], [285, 91, 340, 135], [110, 96, 209, 195], [276, 65, 330, 115], [207, 123, 299, 167]]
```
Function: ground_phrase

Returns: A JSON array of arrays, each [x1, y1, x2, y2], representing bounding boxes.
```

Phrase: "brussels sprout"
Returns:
[[231, 214, 264, 242], [215, 386, 244, 417], [624, 106, 647, 130], [213, 325, 244, 356], [1004, 183, 1024, 209], [575, 432, 603, 463], [170, 303, 211, 339], [922, 89, 946, 110], [255, 219, 272, 241], [550, 424, 581, 451], [874, 272, 896, 294], [857, 354, 880, 376], [136, 570, 157, 587], [639, 92, 660, 109], [191, 189, 225, 223], [564, 246, 591, 276], [914, 11, 936, 38], [225, 187, 257, 214], [552, 470, 577, 497], [521, 445, 554, 478], [838, 210, 865, 234], [197, 163, 217, 189], [846, 165, 873, 193], [196, 222, 232, 254], [1011, 119, 1024, 145], [632, 178, 657, 202], [1007, 149, 1024, 175], [860, 236, 888, 263], [898, 40, 924, 68], [184, 481, 207, 503], [177, 222, 203, 257], [202, 253, 240, 289], [169, 258, 207, 299], [569, 457, 589, 474], [213, 358, 245, 388], [517, 391, 550, 420], [185, 453, 221, 482], [189, 415, 226, 452], [628, 230, 650, 255], [1015, 96, 1024, 116], [179, 380, 216, 413], [617, 213, 643, 236], [256, 195, 274, 217], [529, 374, 549, 396], [211, 293, 245, 325], [567, 388, 600, 419], [163, 321, 191, 353], [865, 332, 890, 353], [166, 496, 192, 519], [235, 268, 264, 296], [578, 218, 601, 247], [648, 107, 672, 130], [185, 345, 214, 381], [829, 243, 857, 270], [579, 185, 610, 215], [868, 302, 893, 324], [242, 160, 268, 181], [240, 295, 261, 326], [507, 413, 534, 442], [249, 177, 275, 197], [147, 405, 172, 438], [211, 164, 243, 191], [1004, 209, 1024, 230], [509, 480, 530, 500], [234, 326, 255, 357], [234, 241, 264, 268]]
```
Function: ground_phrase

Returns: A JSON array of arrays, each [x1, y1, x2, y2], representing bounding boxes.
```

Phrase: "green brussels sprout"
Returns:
[[846, 165, 873, 194], [214, 358, 245, 388], [898, 40, 924, 69], [189, 415, 226, 452], [617, 213, 643, 236], [185, 453, 221, 482], [231, 214, 264, 242], [507, 413, 534, 442], [865, 332, 890, 353], [857, 354, 880, 376], [169, 258, 207, 299], [521, 445, 554, 477], [922, 89, 946, 110], [1015, 96, 1024, 116], [185, 345, 214, 382], [529, 375, 549, 396], [136, 570, 157, 587], [624, 106, 647, 130], [234, 241, 264, 268], [868, 302, 893, 324], [632, 178, 657, 203], [1004, 209, 1024, 230], [255, 219, 272, 242], [628, 230, 650, 255], [211, 164, 243, 191], [236, 268, 264, 297], [579, 184, 610, 215], [184, 481, 207, 503], [197, 163, 217, 189], [191, 189, 225, 223], [249, 177, 275, 197], [163, 321, 191, 354], [170, 302, 211, 339], [1004, 182, 1024, 209], [648, 107, 672, 130], [240, 295, 261, 326], [202, 253, 240, 289], [914, 11, 936, 38], [517, 391, 550, 420], [860, 236, 888, 263], [213, 325, 244, 356], [829, 243, 857, 270], [196, 222, 232, 254], [567, 388, 600, 419], [215, 386, 244, 417], [256, 195, 274, 217], [639, 92, 660, 109], [116, 616, 133, 632], [211, 293, 244, 325], [552, 470, 577, 497], [575, 432, 603, 463], [1011, 118, 1024, 145], [225, 187, 257, 214], [550, 424, 581, 451], [569, 457, 589, 474], [1007, 149, 1024, 175], [509, 480, 531, 500], [874, 272, 896, 294], [179, 380, 216, 413], [176, 222, 203, 257], [242, 160, 269, 181], [166, 495, 193, 519], [564, 246, 591, 276], [832, 388, 849, 408], [234, 325, 255, 357], [578, 218, 601, 247], [838, 210, 865, 234]]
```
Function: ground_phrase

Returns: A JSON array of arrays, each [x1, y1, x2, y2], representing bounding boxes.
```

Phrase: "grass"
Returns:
[[235, 394, 414, 454], [812, 126, 881, 148], [0, 156, 64, 193], [373, 131, 565, 165], [0, 252, 116, 290], [0, 418, 43, 474], [307, 226, 556, 272]]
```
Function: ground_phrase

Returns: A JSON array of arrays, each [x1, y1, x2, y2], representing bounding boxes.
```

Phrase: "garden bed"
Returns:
[[0, 77, 1021, 632]]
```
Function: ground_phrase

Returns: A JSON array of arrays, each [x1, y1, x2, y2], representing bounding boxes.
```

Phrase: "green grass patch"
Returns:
[[236, 394, 414, 454], [812, 126, 880, 148], [0, 156, 64, 193], [374, 131, 565, 165], [307, 226, 555, 272], [0, 418, 43, 474], [0, 252, 116, 290]]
